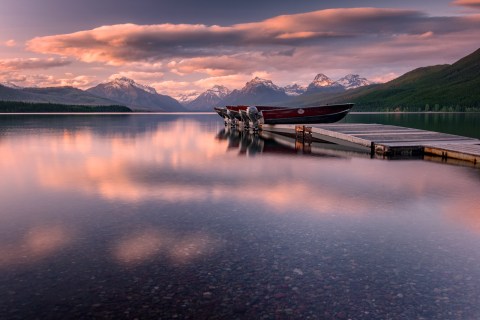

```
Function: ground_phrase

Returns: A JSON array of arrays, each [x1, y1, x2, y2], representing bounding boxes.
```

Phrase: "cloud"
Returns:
[[150, 80, 193, 98], [4, 39, 16, 47], [108, 71, 164, 82], [27, 8, 480, 65], [452, 0, 480, 8], [0, 72, 97, 89], [21, 7, 480, 90], [0, 57, 72, 70], [168, 54, 262, 76]]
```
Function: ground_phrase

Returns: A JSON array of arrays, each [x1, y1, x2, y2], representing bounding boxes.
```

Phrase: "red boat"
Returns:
[[260, 103, 353, 124], [221, 103, 353, 125]]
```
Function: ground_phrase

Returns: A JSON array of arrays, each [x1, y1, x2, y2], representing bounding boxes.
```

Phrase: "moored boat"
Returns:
[[216, 103, 353, 126], [260, 103, 353, 124]]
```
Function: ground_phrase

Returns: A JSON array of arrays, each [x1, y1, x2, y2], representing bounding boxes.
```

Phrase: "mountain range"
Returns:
[[86, 77, 185, 112], [0, 73, 372, 112], [181, 74, 373, 110], [289, 47, 480, 111], [186, 85, 230, 111], [1, 47, 479, 112]]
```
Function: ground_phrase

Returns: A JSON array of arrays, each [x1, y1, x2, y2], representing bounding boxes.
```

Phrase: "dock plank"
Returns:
[[261, 123, 480, 164]]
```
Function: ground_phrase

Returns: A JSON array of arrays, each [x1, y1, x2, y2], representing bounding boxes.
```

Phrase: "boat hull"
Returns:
[[261, 104, 353, 125], [226, 105, 282, 113]]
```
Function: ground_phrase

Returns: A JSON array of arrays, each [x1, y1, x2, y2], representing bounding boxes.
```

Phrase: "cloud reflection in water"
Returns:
[[0, 117, 479, 213], [112, 228, 219, 266], [0, 225, 72, 268], [0, 115, 479, 269]]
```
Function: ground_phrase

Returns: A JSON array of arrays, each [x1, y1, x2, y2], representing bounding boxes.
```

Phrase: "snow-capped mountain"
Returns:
[[305, 73, 373, 93], [242, 77, 284, 94], [0, 81, 23, 89], [87, 77, 185, 112], [221, 77, 289, 106], [336, 74, 374, 90], [284, 84, 307, 96], [306, 74, 344, 93], [208, 85, 231, 98], [186, 85, 231, 111], [177, 92, 200, 105], [106, 77, 158, 95]]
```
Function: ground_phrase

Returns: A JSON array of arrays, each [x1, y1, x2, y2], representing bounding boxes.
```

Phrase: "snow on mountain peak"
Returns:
[[176, 92, 200, 104], [107, 77, 157, 94], [284, 84, 306, 96], [0, 81, 22, 89], [336, 74, 373, 90], [245, 77, 283, 92], [311, 74, 337, 87], [206, 85, 230, 98]]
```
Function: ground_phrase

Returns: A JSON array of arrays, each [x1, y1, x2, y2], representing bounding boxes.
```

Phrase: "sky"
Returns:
[[1, 0, 480, 98]]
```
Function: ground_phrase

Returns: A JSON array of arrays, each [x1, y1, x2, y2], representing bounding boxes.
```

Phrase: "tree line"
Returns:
[[0, 101, 132, 113]]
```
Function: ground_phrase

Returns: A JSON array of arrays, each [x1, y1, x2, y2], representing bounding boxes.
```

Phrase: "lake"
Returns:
[[1, 113, 480, 319]]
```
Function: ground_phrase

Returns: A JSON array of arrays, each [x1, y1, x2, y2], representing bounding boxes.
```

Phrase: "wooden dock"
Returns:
[[261, 123, 480, 165]]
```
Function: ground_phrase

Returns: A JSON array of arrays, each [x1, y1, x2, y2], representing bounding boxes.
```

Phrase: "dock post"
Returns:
[[295, 125, 312, 153]]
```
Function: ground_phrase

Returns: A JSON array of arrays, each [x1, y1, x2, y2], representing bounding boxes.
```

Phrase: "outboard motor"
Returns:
[[239, 110, 250, 128], [226, 109, 237, 127], [247, 106, 261, 131]]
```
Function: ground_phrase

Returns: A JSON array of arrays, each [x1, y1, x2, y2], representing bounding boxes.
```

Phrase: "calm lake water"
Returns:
[[1, 113, 480, 319]]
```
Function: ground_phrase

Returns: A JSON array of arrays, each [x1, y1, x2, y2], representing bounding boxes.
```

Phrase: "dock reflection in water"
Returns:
[[216, 126, 371, 159], [1, 114, 480, 319]]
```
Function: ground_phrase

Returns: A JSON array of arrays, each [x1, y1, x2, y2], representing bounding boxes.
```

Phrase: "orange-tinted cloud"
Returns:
[[452, 0, 480, 8], [22, 7, 480, 89], [27, 8, 480, 66], [4, 39, 16, 47], [0, 72, 97, 89], [0, 57, 71, 70]]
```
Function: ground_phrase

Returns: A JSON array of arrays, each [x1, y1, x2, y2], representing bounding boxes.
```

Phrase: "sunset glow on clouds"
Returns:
[[1, 1, 480, 95], [452, 0, 480, 8], [0, 57, 71, 70]]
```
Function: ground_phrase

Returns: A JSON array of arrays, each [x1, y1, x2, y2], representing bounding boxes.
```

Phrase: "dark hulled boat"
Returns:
[[260, 103, 353, 124], [218, 103, 353, 125]]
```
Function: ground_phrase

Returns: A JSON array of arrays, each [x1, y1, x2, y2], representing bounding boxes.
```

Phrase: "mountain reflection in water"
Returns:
[[1, 114, 480, 319]]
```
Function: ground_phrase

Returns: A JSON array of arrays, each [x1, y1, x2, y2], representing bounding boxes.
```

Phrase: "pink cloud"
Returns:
[[20, 7, 480, 90], [452, 0, 480, 8], [150, 80, 194, 98], [169, 54, 261, 76], [0, 72, 97, 89], [27, 8, 470, 66], [4, 39, 16, 47], [108, 71, 164, 82], [0, 57, 71, 70]]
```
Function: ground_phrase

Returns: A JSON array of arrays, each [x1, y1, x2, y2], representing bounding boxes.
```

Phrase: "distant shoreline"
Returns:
[[1, 111, 480, 115], [0, 101, 132, 113], [1, 100, 480, 114]]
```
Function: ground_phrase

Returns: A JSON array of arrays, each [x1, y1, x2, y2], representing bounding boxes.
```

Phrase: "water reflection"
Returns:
[[0, 225, 72, 268], [1, 114, 480, 318], [113, 229, 219, 266], [1, 115, 479, 230]]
